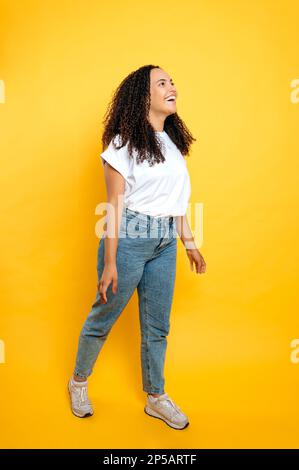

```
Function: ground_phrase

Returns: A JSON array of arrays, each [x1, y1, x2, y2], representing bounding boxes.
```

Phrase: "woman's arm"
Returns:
[[175, 214, 197, 250], [175, 214, 207, 274], [98, 162, 126, 303], [102, 162, 126, 262]]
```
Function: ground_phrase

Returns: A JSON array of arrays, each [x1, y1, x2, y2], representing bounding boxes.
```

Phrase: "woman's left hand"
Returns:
[[186, 248, 206, 274]]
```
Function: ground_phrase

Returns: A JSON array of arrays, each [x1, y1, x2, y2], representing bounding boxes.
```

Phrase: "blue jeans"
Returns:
[[73, 207, 177, 394]]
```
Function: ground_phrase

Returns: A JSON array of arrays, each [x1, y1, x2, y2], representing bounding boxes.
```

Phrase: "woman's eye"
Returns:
[[159, 81, 175, 86]]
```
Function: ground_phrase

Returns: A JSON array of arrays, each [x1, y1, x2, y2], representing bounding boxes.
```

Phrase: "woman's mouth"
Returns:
[[165, 96, 176, 103]]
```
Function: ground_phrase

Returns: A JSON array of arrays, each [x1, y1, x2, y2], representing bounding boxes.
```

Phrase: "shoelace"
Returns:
[[155, 394, 182, 417], [74, 385, 89, 406]]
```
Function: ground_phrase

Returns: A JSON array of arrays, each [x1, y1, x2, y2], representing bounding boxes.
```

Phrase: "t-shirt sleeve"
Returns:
[[100, 135, 131, 183]]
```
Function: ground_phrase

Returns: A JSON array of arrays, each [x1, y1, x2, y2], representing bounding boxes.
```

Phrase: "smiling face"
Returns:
[[148, 68, 177, 127]]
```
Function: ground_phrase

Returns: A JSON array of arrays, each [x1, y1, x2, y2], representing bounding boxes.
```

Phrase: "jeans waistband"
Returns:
[[124, 207, 174, 224]]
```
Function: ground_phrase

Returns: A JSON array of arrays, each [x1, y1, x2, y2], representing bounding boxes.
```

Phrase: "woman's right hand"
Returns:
[[97, 262, 118, 304]]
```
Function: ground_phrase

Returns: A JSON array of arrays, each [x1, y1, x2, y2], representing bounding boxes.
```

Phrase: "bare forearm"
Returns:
[[104, 198, 123, 264], [175, 214, 197, 250]]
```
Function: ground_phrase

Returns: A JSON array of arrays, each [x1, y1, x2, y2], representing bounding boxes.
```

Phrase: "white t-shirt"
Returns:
[[100, 131, 191, 217]]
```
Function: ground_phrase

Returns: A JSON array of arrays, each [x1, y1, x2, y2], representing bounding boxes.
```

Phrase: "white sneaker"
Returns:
[[68, 378, 94, 418], [144, 392, 189, 430]]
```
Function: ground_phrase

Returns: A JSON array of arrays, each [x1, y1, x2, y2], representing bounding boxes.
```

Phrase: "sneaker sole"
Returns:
[[144, 405, 189, 430], [67, 381, 94, 418]]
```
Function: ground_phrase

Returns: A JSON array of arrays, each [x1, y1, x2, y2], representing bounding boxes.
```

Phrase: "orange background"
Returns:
[[0, 0, 299, 448]]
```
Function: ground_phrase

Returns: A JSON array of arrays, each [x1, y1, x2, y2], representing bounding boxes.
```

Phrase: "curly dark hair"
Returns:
[[101, 65, 197, 167]]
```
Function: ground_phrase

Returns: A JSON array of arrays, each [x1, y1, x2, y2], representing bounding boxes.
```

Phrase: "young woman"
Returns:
[[68, 64, 206, 430]]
